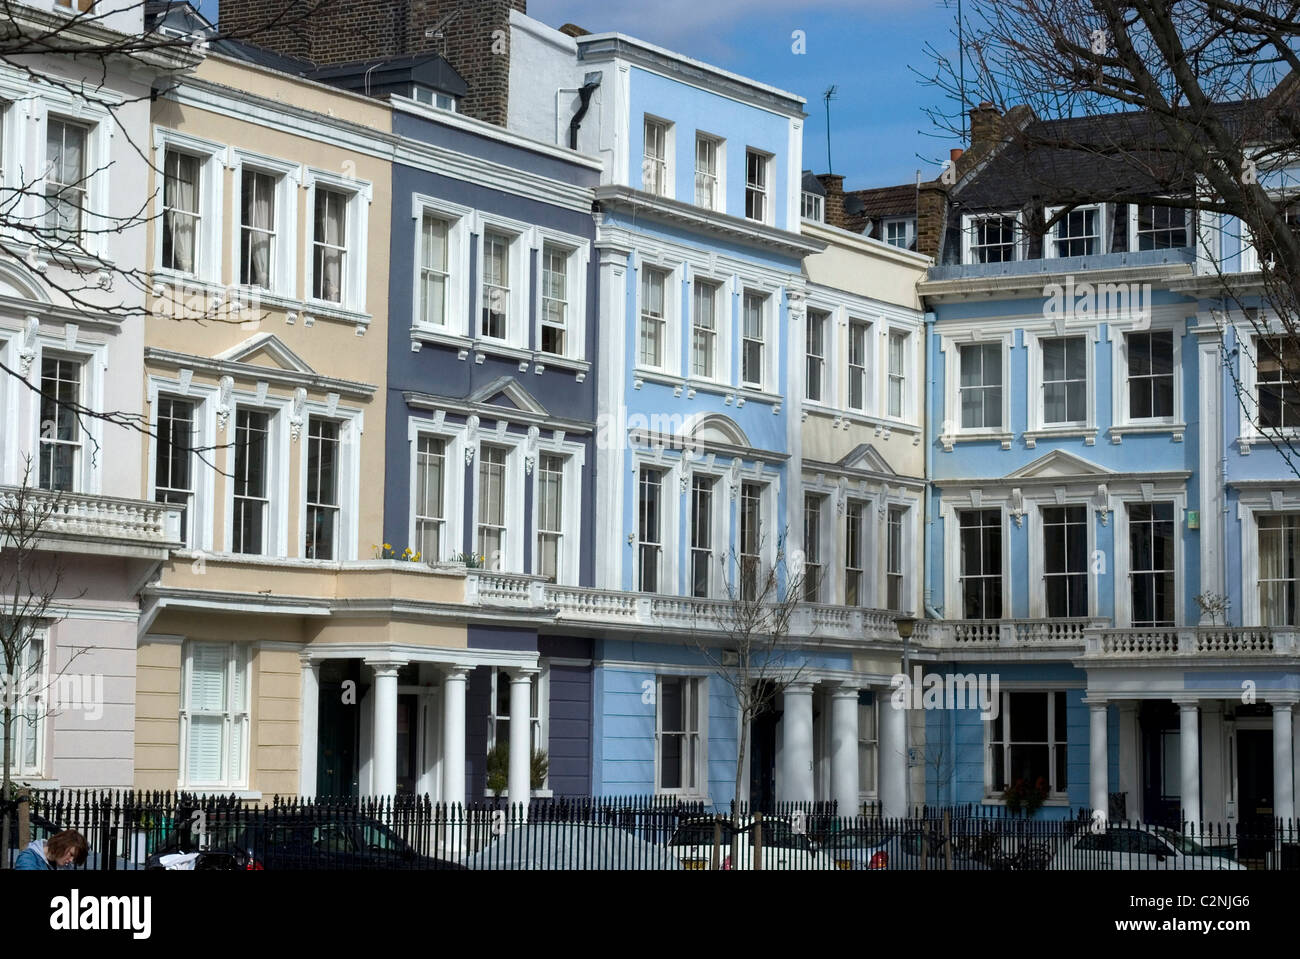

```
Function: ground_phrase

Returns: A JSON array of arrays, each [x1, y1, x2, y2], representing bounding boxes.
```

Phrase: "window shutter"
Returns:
[[187, 644, 228, 783]]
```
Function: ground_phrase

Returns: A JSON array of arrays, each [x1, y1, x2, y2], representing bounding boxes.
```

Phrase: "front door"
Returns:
[[317, 659, 362, 798], [396, 694, 420, 795], [749, 686, 780, 815], [1140, 701, 1181, 826], [1237, 729, 1274, 860]]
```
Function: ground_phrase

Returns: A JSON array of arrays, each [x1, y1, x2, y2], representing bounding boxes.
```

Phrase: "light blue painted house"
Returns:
[[920, 100, 1300, 842]]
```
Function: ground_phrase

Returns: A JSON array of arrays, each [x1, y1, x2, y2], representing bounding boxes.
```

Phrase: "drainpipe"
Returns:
[[566, 72, 602, 150], [923, 310, 938, 620]]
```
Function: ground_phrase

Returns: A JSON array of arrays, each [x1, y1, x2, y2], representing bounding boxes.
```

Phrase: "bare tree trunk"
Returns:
[[733, 708, 750, 824], [2, 700, 13, 869]]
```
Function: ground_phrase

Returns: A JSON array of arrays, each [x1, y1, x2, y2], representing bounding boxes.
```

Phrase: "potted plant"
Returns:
[[485, 743, 550, 797], [1002, 777, 1050, 817]]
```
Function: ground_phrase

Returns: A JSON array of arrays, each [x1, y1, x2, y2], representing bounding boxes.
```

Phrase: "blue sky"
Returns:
[[206, 0, 966, 189]]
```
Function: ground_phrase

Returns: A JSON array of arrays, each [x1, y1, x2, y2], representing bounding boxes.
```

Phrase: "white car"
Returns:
[[1049, 825, 1245, 870], [664, 816, 841, 871]]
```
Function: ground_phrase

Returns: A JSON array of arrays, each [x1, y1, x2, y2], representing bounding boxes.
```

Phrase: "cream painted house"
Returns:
[[797, 214, 932, 808]]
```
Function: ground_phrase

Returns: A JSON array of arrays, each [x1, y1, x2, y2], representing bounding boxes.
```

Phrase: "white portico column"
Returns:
[[878, 686, 908, 819], [1118, 702, 1141, 822], [298, 658, 320, 797], [1177, 699, 1202, 831], [442, 666, 470, 808], [369, 662, 401, 797], [829, 684, 861, 817], [782, 683, 815, 804], [1086, 699, 1109, 824], [508, 668, 538, 816], [1273, 700, 1296, 822]]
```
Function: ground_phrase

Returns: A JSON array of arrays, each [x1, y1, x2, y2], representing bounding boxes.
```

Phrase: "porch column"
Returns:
[[370, 662, 401, 797], [1117, 702, 1141, 822], [508, 668, 538, 815], [1274, 700, 1296, 822], [829, 684, 860, 817], [1177, 698, 1201, 830], [442, 666, 470, 808], [781, 682, 815, 804], [878, 686, 907, 819], [298, 658, 320, 797], [1086, 699, 1109, 824]]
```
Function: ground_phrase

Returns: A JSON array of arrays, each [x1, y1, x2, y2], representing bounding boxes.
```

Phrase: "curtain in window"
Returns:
[[1259, 516, 1300, 626], [243, 172, 274, 287], [165, 152, 198, 273], [314, 190, 345, 302]]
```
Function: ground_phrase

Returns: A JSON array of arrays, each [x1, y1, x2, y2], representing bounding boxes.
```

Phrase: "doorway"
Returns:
[[317, 659, 362, 798], [749, 681, 780, 814], [396, 694, 420, 795], [1237, 728, 1274, 859], [1139, 701, 1183, 826]]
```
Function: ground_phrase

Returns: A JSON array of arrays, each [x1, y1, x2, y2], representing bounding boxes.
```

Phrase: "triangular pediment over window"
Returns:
[[1005, 449, 1114, 480], [214, 333, 316, 375], [465, 376, 550, 417], [838, 443, 896, 476]]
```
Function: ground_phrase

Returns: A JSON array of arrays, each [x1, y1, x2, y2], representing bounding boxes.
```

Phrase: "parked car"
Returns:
[[463, 822, 683, 870], [146, 810, 464, 870], [816, 826, 995, 871], [1049, 825, 1246, 870], [664, 816, 840, 870]]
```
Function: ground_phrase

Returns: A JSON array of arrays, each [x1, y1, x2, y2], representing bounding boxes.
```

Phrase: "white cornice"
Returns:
[[145, 346, 376, 399], [921, 262, 1196, 301], [393, 98, 603, 170]]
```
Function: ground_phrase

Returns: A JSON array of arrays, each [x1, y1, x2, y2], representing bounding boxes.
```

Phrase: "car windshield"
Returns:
[[669, 821, 733, 846], [1154, 828, 1209, 855], [821, 830, 893, 850], [357, 820, 411, 853]]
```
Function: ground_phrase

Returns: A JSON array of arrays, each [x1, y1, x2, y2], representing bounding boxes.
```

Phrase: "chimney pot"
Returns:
[[950, 148, 964, 163]]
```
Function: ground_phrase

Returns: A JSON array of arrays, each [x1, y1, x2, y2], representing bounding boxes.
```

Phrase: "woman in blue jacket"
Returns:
[[14, 829, 88, 869]]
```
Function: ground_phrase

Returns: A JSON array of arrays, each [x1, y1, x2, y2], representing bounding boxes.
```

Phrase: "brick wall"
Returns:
[[816, 173, 846, 230], [218, 0, 527, 126]]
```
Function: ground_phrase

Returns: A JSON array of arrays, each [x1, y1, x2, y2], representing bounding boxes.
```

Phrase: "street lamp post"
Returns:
[[895, 616, 916, 815]]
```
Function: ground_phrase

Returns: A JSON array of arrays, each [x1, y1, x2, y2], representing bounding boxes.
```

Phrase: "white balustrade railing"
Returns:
[[932, 618, 1104, 646], [1086, 627, 1298, 657], [0, 486, 183, 546]]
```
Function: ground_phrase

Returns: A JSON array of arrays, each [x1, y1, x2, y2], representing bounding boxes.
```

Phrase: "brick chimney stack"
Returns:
[[816, 173, 847, 230], [970, 101, 1003, 153]]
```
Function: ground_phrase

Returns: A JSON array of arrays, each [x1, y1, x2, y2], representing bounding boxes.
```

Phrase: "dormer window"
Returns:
[[883, 218, 915, 249], [1051, 206, 1101, 257], [1135, 203, 1189, 250], [801, 192, 824, 222], [964, 214, 1019, 263], [410, 85, 456, 111]]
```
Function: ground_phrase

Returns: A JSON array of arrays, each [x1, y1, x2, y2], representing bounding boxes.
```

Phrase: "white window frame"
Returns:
[[684, 468, 729, 599], [224, 394, 289, 558], [846, 318, 871, 413], [472, 211, 531, 350], [882, 217, 915, 250], [961, 211, 1022, 264], [1035, 501, 1093, 619], [1114, 495, 1185, 628], [38, 95, 114, 259], [1113, 324, 1182, 429], [1026, 329, 1096, 436], [297, 403, 361, 562], [147, 380, 218, 552], [945, 503, 1009, 620], [5, 627, 47, 778], [740, 289, 772, 390], [1237, 488, 1300, 626], [642, 115, 673, 198], [801, 191, 824, 223], [858, 693, 878, 800], [744, 148, 772, 225], [634, 460, 675, 593], [654, 674, 707, 798], [634, 257, 682, 376], [1046, 204, 1104, 258], [735, 479, 777, 600], [984, 690, 1070, 802], [153, 128, 224, 285], [303, 166, 372, 317], [802, 491, 828, 603], [531, 226, 590, 361], [229, 149, 301, 300], [694, 132, 724, 211], [486, 665, 550, 791], [31, 337, 105, 495], [844, 498, 870, 608], [179, 640, 251, 791], [883, 502, 913, 613], [529, 437, 585, 585], [688, 270, 730, 384], [407, 416, 466, 565], [411, 194, 473, 338], [471, 433, 526, 574], [804, 307, 828, 404], [885, 328, 909, 421], [1128, 201, 1192, 252]]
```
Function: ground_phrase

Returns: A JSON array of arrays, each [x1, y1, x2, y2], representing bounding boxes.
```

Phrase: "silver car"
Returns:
[[1049, 825, 1245, 870]]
